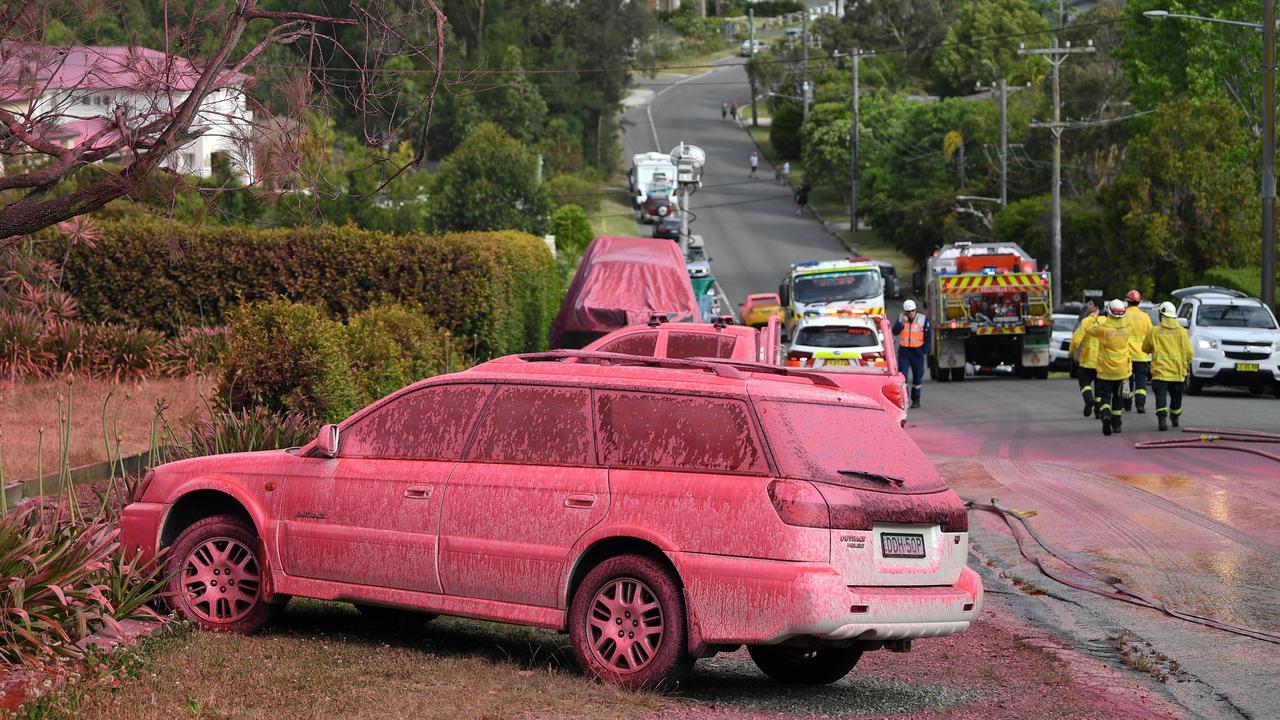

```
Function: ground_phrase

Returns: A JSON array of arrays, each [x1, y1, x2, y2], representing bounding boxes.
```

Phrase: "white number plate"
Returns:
[[881, 533, 926, 559]]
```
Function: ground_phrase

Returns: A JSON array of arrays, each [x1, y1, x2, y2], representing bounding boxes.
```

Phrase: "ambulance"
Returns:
[[778, 258, 885, 339]]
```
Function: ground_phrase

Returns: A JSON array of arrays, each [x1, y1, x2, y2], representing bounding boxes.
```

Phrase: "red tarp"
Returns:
[[549, 236, 701, 348]]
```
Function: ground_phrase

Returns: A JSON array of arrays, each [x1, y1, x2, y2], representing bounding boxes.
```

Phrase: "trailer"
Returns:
[[922, 242, 1053, 380]]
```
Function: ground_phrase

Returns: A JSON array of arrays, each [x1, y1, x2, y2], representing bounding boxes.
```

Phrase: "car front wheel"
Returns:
[[166, 514, 272, 634], [748, 644, 862, 685], [569, 554, 692, 690]]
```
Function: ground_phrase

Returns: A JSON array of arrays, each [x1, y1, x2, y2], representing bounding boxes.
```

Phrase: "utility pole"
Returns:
[[998, 78, 1008, 206], [1020, 37, 1094, 310], [1264, 0, 1277, 312], [850, 48, 860, 233], [749, 8, 758, 126], [801, 26, 810, 118]]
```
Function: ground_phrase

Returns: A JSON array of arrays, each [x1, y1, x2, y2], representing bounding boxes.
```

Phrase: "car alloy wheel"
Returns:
[[166, 514, 273, 634], [587, 577, 664, 673]]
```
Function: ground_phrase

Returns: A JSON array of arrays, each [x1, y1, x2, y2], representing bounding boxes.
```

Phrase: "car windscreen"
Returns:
[[755, 399, 946, 493], [1053, 317, 1076, 332], [1198, 304, 1277, 329], [686, 248, 707, 262], [793, 270, 880, 304], [794, 325, 879, 349]]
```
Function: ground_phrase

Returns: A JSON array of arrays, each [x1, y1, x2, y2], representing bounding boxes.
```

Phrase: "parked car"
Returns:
[[872, 261, 902, 300], [122, 353, 979, 690], [787, 313, 888, 370], [641, 193, 678, 224], [1049, 313, 1077, 372], [738, 292, 783, 328], [685, 245, 711, 277], [653, 216, 683, 241], [585, 318, 759, 361], [739, 39, 768, 57], [1174, 287, 1280, 396]]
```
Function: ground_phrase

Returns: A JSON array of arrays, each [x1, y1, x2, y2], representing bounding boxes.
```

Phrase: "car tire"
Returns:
[[1034, 367, 1050, 380], [950, 366, 966, 382], [928, 357, 938, 381], [166, 514, 272, 634], [747, 645, 862, 685], [356, 604, 438, 627], [569, 554, 692, 690], [1187, 378, 1203, 396]]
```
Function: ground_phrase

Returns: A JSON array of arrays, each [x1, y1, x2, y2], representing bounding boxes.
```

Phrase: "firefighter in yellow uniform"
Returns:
[[1087, 299, 1133, 436], [1142, 301, 1194, 432], [1123, 289, 1153, 413], [1068, 300, 1101, 418]]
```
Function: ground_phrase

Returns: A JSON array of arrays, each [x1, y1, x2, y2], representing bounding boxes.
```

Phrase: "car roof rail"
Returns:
[[686, 358, 842, 389], [515, 350, 745, 379], [1171, 285, 1249, 300]]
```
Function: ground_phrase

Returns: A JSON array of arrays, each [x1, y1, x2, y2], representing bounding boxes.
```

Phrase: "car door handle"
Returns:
[[564, 494, 597, 509], [404, 485, 433, 500]]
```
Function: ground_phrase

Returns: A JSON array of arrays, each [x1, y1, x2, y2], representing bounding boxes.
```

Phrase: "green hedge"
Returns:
[[53, 220, 560, 359]]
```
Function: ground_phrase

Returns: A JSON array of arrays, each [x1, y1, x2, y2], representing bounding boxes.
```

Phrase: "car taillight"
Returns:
[[133, 469, 156, 502], [882, 382, 907, 410], [786, 351, 814, 367], [767, 479, 830, 528], [857, 352, 886, 368]]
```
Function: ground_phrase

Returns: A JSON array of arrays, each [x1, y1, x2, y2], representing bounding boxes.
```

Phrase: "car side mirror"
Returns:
[[1177, 317, 1189, 328], [778, 284, 790, 306], [316, 423, 340, 458]]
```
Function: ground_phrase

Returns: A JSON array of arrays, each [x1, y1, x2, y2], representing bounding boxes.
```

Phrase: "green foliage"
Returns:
[[550, 204, 594, 261], [159, 327, 228, 377], [993, 192, 1112, 299], [875, 191, 983, 267], [184, 406, 317, 459], [769, 101, 804, 160], [54, 219, 560, 360], [427, 122, 553, 235], [219, 300, 358, 423], [344, 303, 455, 404], [932, 0, 1050, 96], [1201, 268, 1273, 300], [840, 0, 956, 93], [1108, 96, 1259, 292], [801, 103, 852, 192], [545, 172, 603, 214]]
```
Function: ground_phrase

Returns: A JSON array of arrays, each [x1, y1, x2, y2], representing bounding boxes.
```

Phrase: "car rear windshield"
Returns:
[[793, 270, 880, 304], [795, 326, 878, 349], [754, 399, 946, 493], [1198, 304, 1277, 329], [666, 331, 738, 359]]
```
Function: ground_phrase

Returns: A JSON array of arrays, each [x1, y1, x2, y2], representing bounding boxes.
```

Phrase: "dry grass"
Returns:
[[73, 600, 666, 720], [591, 189, 641, 239], [0, 376, 213, 482]]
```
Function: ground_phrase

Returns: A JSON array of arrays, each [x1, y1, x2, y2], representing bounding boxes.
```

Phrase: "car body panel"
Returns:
[[739, 293, 783, 328]]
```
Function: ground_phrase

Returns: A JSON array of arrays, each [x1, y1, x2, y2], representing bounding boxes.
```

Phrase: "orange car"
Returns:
[[738, 292, 783, 328]]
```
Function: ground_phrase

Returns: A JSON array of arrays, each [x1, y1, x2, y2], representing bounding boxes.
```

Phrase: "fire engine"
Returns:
[[921, 242, 1053, 380]]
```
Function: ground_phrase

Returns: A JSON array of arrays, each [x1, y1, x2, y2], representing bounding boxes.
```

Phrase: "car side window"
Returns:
[[341, 384, 492, 460], [596, 391, 766, 474], [467, 385, 594, 466], [665, 332, 736, 359], [596, 331, 659, 357], [1178, 303, 1193, 324]]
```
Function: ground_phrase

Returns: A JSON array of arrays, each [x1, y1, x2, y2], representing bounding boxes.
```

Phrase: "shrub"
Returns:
[[160, 326, 227, 377], [54, 220, 560, 359], [549, 204, 594, 261], [0, 310, 46, 379], [86, 324, 166, 382], [544, 172, 603, 214], [185, 405, 316, 458], [344, 303, 456, 404], [769, 100, 803, 160], [219, 300, 358, 423], [39, 320, 89, 374]]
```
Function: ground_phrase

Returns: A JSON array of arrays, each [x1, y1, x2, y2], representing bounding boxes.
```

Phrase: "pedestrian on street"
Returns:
[[730, 101, 739, 121], [1087, 299, 1134, 436], [793, 184, 809, 216], [1124, 289, 1153, 413], [893, 299, 931, 409], [780, 160, 791, 184], [1143, 301, 1193, 431], [749, 151, 759, 179], [1069, 300, 1102, 418], [721, 100, 728, 120]]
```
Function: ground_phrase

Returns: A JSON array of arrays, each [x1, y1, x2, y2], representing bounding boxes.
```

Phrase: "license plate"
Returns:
[[824, 358, 850, 366], [1237, 362, 1260, 372], [881, 533, 926, 559]]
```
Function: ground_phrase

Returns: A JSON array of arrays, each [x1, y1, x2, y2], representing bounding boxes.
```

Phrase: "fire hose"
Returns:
[[1133, 427, 1280, 463], [966, 498, 1280, 645]]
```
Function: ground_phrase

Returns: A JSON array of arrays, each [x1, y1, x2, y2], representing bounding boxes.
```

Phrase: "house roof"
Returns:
[[0, 43, 250, 102]]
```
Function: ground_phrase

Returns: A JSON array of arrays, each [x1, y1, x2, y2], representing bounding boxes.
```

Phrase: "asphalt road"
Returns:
[[622, 60, 847, 313], [630, 65, 1280, 719]]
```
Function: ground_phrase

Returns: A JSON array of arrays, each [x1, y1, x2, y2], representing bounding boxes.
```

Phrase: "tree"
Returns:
[[840, 0, 956, 92], [1108, 96, 1260, 292], [426, 122, 552, 234], [0, 1, 447, 240], [932, 0, 1050, 96], [770, 101, 804, 160], [800, 102, 851, 192]]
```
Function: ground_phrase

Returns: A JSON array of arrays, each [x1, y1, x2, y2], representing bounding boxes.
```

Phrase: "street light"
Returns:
[[1145, 7, 1277, 312]]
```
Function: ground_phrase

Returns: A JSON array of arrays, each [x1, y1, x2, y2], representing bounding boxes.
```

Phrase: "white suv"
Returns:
[[1174, 287, 1280, 396]]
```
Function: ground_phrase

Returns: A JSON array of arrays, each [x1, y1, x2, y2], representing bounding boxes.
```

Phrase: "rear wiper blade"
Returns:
[[838, 470, 905, 487]]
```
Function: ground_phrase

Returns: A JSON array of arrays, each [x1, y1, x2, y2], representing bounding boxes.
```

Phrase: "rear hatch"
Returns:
[[754, 398, 968, 587]]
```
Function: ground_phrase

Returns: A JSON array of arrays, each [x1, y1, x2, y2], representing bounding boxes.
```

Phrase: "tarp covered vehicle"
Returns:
[[550, 236, 701, 348]]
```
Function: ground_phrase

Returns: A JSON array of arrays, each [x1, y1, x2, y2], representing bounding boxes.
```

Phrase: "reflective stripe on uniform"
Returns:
[[899, 316, 926, 348]]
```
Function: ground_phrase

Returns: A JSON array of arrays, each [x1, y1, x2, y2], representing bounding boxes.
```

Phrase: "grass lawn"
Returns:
[[653, 43, 735, 78], [0, 376, 213, 482], [590, 188, 640, 238]]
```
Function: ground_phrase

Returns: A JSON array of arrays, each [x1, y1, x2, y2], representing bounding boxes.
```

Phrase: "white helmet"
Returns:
[[1159, 301, 1176, 318], [902, 299, 917, 312], [1108, 299, 1126, 317]]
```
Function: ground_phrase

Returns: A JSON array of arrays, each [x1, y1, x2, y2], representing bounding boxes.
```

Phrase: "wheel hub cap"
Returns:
[[181, 536, 261, 624], [587, 577, 664, 673]]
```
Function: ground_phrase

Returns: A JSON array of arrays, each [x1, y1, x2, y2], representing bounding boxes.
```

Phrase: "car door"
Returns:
[[277, 383, 492, 594], [438, 383, 607, 608]]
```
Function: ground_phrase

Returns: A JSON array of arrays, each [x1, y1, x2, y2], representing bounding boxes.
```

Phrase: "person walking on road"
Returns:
[[1069, 300, 1102, 418], [1088, 299, 1134, 436], [721, 100, 728, 120], [1143, 302, 1193, 431], [730, 101, 739, 121], [749, 151, 759, 179], [793, 184, 809, 216], [1124, 289, 1153, 413], [780, 160, 791, 184], [893, 300, 931, 409]]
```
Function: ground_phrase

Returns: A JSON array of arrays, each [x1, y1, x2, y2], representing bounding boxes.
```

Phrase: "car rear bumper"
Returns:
[[119, 501, 168, 568], [672, 552, 983, 646]]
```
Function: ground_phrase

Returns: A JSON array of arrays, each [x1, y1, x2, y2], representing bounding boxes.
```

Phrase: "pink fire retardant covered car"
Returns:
[[120, 352, 981, 690]]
